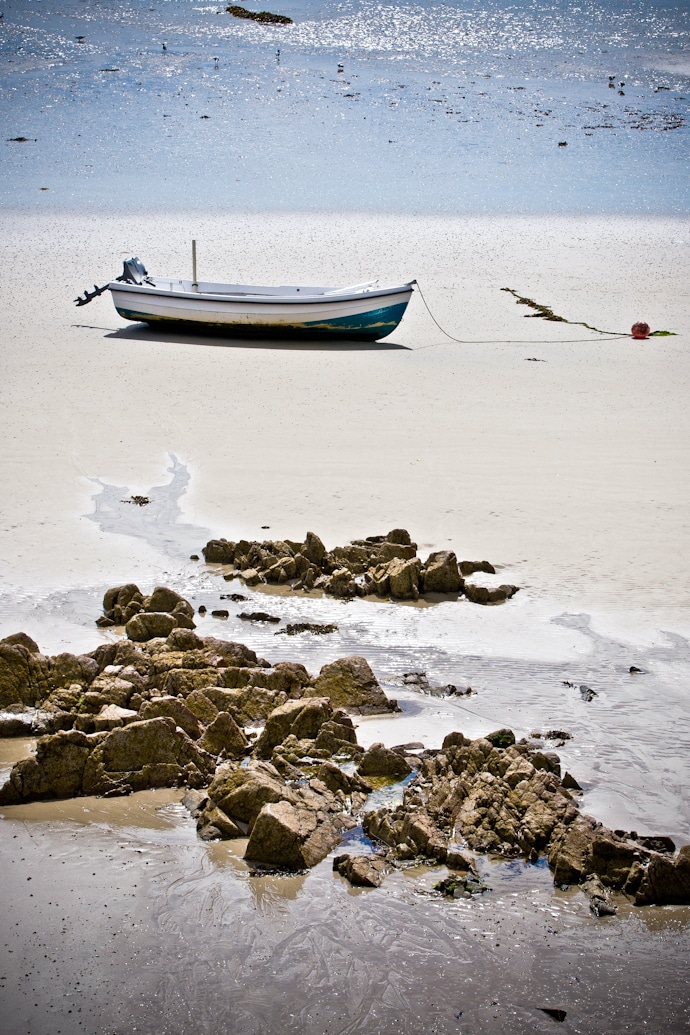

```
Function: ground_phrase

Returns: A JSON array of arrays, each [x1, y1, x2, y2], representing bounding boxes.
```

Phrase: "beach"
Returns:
[[2, 1, 690, 1032], [1, 208, 690, 1034]]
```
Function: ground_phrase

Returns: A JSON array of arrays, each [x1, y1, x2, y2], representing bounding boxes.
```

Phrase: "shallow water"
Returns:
[[1, 0, 688, 212]]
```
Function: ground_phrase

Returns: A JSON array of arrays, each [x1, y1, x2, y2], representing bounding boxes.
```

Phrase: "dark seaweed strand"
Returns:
[[501, 288, 675, 336]]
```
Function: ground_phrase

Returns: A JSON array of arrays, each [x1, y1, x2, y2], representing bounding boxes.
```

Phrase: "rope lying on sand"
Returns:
[[412, 279, 672, 345]]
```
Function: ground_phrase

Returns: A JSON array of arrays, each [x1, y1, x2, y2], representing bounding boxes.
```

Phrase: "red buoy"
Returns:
[[631, 321, 651, 339]]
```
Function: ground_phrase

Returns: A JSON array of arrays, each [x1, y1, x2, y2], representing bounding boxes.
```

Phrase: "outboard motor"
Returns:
[[118, 256, 148, 284], [74, 255, 149, 306]]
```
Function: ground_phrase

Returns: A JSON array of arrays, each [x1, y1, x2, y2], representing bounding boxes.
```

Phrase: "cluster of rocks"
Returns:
[[361, 727, 690, 906], [1, 586, 688, 907], [202, 528, 518, 604], [0, 591, 396, 745], [96, 583, 196, 636]]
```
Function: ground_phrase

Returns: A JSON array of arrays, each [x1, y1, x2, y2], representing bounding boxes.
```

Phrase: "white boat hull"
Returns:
[[108, 278, 414, 341]]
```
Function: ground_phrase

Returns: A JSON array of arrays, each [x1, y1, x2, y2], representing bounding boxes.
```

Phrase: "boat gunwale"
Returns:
[[108, 280, 415, 307]]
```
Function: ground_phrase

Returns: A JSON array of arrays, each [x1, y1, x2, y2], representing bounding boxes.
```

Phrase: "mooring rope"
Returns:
[[411, 279, 630, 345]]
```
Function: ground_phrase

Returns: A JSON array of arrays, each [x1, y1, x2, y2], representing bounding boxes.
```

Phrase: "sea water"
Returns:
[[1, 0, 688, 213]]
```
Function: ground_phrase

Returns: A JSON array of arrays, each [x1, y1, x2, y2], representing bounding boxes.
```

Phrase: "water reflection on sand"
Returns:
[[1, 769, 689, 1035]]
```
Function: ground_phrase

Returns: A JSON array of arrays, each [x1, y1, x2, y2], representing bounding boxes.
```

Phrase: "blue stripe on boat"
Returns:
[[114, 301, 409, 341]]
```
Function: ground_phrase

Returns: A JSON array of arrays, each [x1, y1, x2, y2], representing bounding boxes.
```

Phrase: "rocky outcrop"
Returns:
[[358, 728, 690, 906], [312, 656, 397, 714], [254, 697, 334, 758], [0, 717, 215, 804], [201, 530, 518, 605], [200, 758, 357, 869], [333, 853, 391, 887], [245, 800, 348, 870], [0, 637, 98, 709], [357, 742, 412, 778], [197, 711, 248, 758], [97, 584, 196, 634], [3, 621, 687, 906]]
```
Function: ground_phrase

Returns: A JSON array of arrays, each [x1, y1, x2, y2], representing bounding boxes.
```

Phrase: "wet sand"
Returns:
[[1, 209, 690, 1032], [2, 778, 689, 1035]]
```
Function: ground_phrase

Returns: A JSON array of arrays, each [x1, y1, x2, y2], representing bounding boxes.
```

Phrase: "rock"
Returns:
[[548, 816, 642, 888], [442, 731, 471, 750], [387, 557, 422, 600], [197, 802, 245, 840], [445, 845, 476, 871], [385, 528, 413, 546], [579, 684, 597, 702], [485, 728, 516, 749], [422, 551, 462, 593], [635, 845, 690, 905], [103, 583, 142, 614], [463, 583, 516, 605], [323, 568, 358, 598], [126, 612, 177, 642], [312, 716, 361, 757], [245, 800, 343, 869], [582, 875, 618, 916], [0, 729, 93, 804], [166, 628, 204, 652], [81, 716, 214, 795], [459, 560, 495, 576], [561, 771, 582, 792], [143, 586, 186, 614], [0, 710, 41, 736], [255, 697, 334, 758], [181, 788, 207, 815], [376, 542, 417, 563], [206, 760, 295, 826], [197, 711, 248, 758], [316, 759, 372, 796], [202, 637, 269, 669], [240, 568, 263, 586], [358, 742, 412, 778], [263, 661, 311, 695], [312, 656, 396, 714], [207, 757, 355, 871], [0, 644, 98, 709], [1, 632, 40, 653], [227, 7, 294, 28], [333, 853, 390, 887], [434, 872, 488, 897], [238, 612, 281, 624], [202, 539, 236, 564], [637, 836, 675, 854], [184, 688, 220, 725], [303, 531, 326, 565], [93, 704, 139, 732], [539, 1009, 567, 1023], [139, 696, 202, 739]]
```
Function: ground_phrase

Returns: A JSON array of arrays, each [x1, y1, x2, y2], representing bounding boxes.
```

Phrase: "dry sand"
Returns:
[[1, 210, 690, 1034], [1, 210, 689, 621]]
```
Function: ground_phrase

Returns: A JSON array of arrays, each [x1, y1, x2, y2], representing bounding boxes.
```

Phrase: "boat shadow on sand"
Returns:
[[103, 323, 411, 351]]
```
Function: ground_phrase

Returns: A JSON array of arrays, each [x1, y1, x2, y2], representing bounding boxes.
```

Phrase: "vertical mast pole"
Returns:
[[192, 239, 198, 292]]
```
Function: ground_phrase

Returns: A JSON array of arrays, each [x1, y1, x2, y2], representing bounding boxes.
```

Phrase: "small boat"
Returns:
[[75, 254, 415, 341]]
